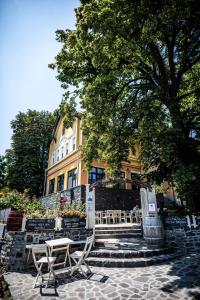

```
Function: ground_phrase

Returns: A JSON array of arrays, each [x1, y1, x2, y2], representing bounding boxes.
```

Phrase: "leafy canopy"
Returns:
[[5, 110, 56, 197], [50, 0, 200, 207]]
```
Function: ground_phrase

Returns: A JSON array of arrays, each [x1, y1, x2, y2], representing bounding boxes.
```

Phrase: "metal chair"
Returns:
[[70, 235, 94, 278], [32, 245, 56, 288]]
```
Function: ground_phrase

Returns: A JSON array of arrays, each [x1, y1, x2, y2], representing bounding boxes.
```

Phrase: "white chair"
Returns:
[[32, 245, 56, 288], [70, 235, 94, 278], [95, 211, 102, 224], [120, 210, 126, 223], [107, 210, 115, 224], [101, 211, 109, 224], [125, 211, 133, 223], [132, 211, 138, 223], [114, 210, 121, 223]]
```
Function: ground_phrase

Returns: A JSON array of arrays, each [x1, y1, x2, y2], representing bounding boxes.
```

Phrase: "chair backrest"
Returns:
[[95, 211, 101, 217], [81, 235, 94, 261], [32, 245, 49, 270]]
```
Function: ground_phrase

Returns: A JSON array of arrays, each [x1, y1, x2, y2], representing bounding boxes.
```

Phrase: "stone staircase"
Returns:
[[86, 223, 180, 267]]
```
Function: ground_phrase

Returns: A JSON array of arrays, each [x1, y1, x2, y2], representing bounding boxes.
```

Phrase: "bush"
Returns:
[[0, 189, 41, 214], [59, 202, 86, 219]]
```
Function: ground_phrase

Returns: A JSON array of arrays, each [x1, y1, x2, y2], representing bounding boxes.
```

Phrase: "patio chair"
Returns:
[[106, 210, 115, 224], [120, 210, 126, 223], [132, 211, 138, 223], [32, 245, 56, 288], [114, 210, 121, 223], [101, 211, 109, 224], [125, 211, 133, 223], [70, 235, 94, 278], [95, 211, 102, 224]]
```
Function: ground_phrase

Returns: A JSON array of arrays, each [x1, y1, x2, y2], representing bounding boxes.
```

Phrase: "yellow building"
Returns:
[[46, 115, 142, 195]]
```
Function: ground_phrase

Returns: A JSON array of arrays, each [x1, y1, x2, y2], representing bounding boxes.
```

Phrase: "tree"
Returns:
[[50, 0, 200, 208], [5, 110, 56, 197]]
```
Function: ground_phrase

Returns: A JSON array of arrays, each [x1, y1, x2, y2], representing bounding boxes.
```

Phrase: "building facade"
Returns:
[[46, 115, 142, 195]]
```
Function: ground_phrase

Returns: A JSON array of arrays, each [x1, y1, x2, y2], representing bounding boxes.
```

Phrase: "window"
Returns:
[[88, 167, 105, 184], [52, 151, 55, 165], [131, 172, 141, 190], [68, 168, 77, 189], [66, 143, 69, 156], [49, 179, 55, 194], [118, 171, 125, 189], [72, 137, 76, 151], [61, 146, 64, 159], [57, 149, 59, 162], [57, 174, 64, 192]]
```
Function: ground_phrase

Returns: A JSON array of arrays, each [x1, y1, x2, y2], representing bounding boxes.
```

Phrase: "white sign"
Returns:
[[148, 203, 156, 212], [87, 197, 93, 212]]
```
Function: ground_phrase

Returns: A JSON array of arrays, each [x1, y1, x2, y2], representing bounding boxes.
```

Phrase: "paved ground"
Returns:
[[4, 253, 200, 300]]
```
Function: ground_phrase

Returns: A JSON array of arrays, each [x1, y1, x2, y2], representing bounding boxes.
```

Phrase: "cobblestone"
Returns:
[[3, 253, 200, 299]]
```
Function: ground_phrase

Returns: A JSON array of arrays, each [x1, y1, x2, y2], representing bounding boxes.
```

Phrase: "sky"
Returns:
[[0, 0, 80, 155]]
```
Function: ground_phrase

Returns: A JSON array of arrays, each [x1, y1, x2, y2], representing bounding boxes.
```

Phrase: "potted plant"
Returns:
[[24, 209, 58, 231], [59, 202, 86, 229]]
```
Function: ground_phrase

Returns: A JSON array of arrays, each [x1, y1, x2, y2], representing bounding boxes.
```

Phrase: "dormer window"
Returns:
[[62, 126, 65, 136], [66, 143, 69, 156], [52, 151, 55, 165], [72, 137, 76, 151], [61, 146, 64, 159]]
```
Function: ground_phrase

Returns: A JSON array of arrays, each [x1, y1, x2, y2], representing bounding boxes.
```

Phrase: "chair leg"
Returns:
[[83, 261, 92, 274], [33, 263, 43, 288]]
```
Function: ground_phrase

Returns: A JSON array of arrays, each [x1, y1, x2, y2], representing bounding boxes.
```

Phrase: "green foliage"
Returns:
[[51, 0, 200, 208], [58, 202, 86, 219], [25, 208, 58, 219], [0, 189, 41, 213], [5, 110, 56, 197]]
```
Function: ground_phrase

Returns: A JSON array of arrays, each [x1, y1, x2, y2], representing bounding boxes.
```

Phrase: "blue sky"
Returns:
[[0, 0, 79, 155]]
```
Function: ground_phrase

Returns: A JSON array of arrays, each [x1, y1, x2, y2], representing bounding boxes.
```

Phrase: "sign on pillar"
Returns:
[[86, 184, 95, 229]]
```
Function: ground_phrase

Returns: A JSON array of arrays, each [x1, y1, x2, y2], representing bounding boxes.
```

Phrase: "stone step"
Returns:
[[86, 252, 181, 268], [89, 247, 173, 258], [95, 233, 142, 239], [94, 237, 164, 250], [95, 228, 142, 235]]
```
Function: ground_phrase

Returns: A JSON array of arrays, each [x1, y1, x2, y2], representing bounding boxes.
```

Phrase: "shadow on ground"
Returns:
[[161, 253, 200, 299]]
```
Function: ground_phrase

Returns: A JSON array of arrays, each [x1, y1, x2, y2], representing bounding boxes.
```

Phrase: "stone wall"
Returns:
[[165, 227, 200, 253], [162, 215, 200, 253], [40, 185, 86, 209], [1, 228, 92, 271], [95, 187, 140, 211]]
